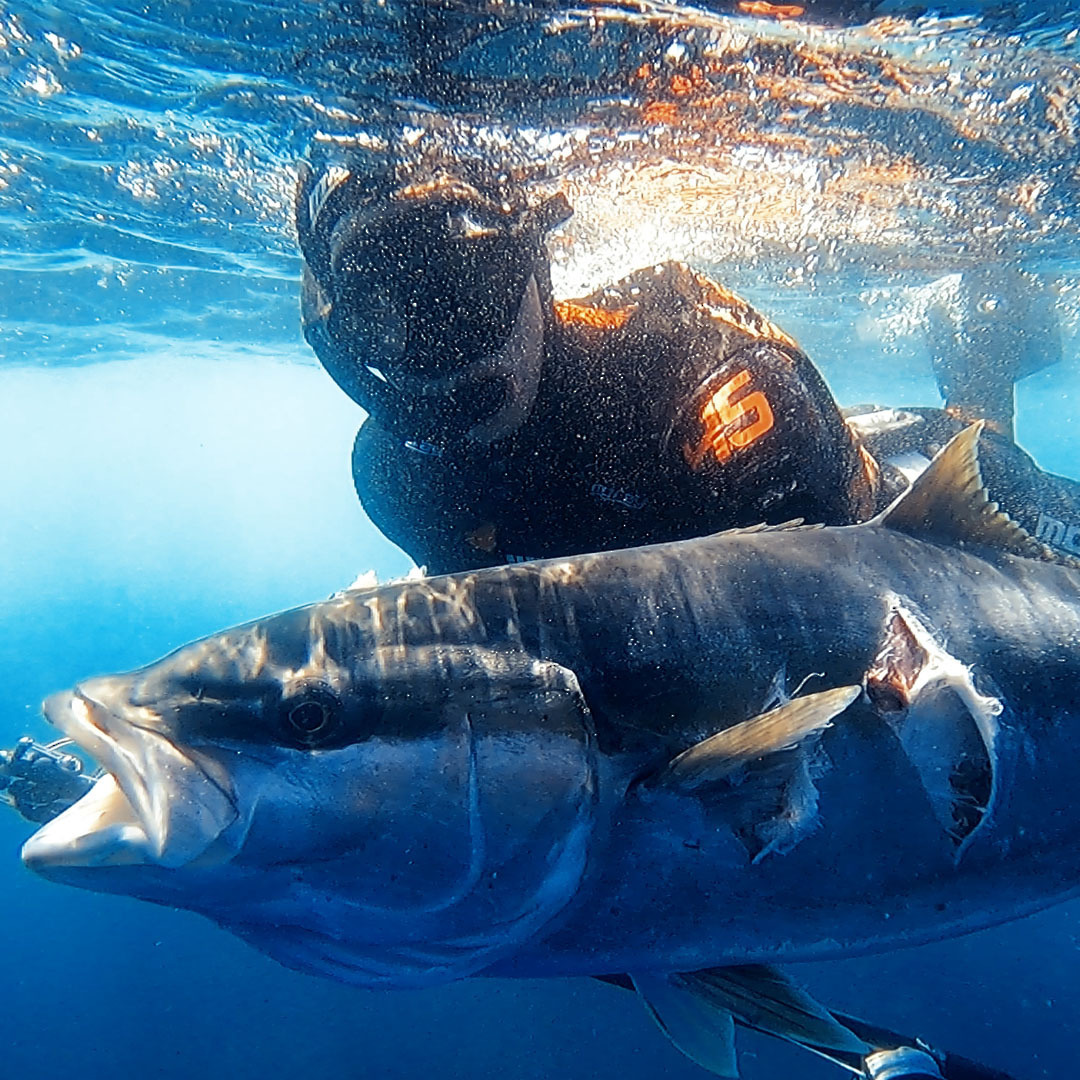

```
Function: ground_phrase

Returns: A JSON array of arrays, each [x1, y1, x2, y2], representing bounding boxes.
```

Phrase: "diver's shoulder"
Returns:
[[640, 261, 801, 353], [582, 260, 725, 307], [559, 261, 799, 352]]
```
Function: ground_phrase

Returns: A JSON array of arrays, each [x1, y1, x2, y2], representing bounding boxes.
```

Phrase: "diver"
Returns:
[[844, 264, 1074, 559], [923, 265, 1062, 445], [294, 151, 1080, 576], [294, 154, 874, 575]]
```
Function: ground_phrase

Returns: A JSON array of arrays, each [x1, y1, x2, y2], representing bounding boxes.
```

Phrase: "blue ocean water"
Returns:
[[2, 1, 1080, 1078]]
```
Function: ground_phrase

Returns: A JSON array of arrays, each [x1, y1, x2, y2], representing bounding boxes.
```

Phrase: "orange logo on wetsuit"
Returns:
[[553, 300, 633, 331], [737, 1, 805, 17], [684, 369, 775, 469]]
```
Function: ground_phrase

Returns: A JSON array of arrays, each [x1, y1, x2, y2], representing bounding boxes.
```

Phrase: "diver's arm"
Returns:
[[555, 263, 869, 532], [350, 419, 504, 577], [616, 265, 874, 531]]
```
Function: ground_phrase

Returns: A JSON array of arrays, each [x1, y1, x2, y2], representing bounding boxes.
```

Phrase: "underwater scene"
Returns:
[[3, 0, 1080, 1077]]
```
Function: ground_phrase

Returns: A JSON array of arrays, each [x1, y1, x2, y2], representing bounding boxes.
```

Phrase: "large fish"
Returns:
[[21, 426, 1080, 1074]]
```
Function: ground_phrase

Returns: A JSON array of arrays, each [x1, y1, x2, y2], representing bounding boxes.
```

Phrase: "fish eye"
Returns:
[[289, 701, 329, 733], [278, 682, 342, 748]]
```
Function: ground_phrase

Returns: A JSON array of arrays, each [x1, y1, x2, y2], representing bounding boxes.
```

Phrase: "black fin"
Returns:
[[876, 422, 1052, 559]]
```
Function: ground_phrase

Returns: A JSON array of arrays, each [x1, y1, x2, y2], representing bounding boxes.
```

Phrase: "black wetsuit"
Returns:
[[351, 263, 872, 575], [351, 274, 1080, 573]]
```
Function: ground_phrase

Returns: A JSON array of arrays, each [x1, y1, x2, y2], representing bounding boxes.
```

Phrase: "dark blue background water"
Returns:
[[2, 1, 1080, 1077]]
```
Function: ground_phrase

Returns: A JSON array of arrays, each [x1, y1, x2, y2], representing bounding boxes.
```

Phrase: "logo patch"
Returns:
[[553, 301, 634, 331], [404, 439, 446, 459], [683, 369, 775, 469], [1035, 512, 1080, 555], [307, 166, 350, 231], [590, 482, 647, 510], [466, 522, 497, 553]]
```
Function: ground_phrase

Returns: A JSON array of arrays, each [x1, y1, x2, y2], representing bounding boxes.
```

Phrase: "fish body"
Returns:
[[21, 428, 1080, 1007]]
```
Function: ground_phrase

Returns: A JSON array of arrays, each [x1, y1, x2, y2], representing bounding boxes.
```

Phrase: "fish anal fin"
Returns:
[[683, 965, 871, 1054], [632, 964, 869, 1076], [658, 685, 860, 792]]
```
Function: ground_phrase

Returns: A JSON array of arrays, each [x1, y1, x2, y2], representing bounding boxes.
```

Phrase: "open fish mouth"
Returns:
[[22, 688, 239, 873]]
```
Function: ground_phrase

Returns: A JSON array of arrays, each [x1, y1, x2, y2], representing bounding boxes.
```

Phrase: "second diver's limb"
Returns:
[[925, 266, 1062, 442]]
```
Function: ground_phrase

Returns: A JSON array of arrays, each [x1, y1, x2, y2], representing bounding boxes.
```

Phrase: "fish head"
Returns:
[[23, 596, 598, 985]]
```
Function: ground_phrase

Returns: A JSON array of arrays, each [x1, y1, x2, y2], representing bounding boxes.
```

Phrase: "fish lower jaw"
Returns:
[[22, 774, 156, 871]]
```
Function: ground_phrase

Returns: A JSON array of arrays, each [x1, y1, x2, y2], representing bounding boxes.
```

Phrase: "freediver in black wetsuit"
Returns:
[[294, 151, 1077, 577]]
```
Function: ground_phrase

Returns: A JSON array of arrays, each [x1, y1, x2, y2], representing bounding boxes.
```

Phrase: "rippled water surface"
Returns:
[[5, 0, 1080, 353], [2, 1, 1079, 1078]]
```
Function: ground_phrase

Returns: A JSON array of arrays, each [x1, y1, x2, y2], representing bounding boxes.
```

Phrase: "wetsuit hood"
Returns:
[[296, 160, 571, 443]]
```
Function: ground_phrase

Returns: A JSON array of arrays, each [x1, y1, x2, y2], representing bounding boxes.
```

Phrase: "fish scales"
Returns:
[[312, 524, 1080, 975]]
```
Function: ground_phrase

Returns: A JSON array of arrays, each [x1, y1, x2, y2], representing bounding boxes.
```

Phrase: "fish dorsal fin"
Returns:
[[631, 964, 869, 1077], [876, 421, 1047, 559], [657, 685, 860, 791]]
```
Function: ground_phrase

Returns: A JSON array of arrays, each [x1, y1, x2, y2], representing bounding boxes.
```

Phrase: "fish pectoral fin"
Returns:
[[656, 685, 860, 792], [875, 421, 1068, 563], [632, 972, 738, 1078], [649, 686, 859, 861], [631, 965, 869, 1076]]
